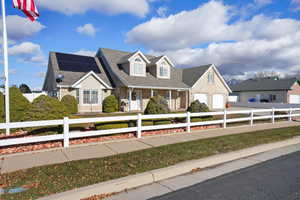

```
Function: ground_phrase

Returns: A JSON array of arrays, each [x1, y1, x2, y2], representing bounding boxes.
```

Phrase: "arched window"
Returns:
[[133, 57, 144, 75], [159, 61, 169, 77]]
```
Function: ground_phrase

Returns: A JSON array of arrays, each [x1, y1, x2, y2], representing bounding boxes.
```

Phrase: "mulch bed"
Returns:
[[0, 125, 220, 156]]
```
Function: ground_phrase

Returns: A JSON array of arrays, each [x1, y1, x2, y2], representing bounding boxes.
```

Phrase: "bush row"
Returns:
[[0, 87, 78, 122]]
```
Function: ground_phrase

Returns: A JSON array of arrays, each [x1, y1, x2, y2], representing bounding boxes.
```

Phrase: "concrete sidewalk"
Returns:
[[0, 121, 298, 173]]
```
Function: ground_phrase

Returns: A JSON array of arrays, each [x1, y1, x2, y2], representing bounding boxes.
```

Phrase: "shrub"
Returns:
[[187, 100, 210, 113], [128, 120, 154, 127], [61, 95, 78, 114], [154, 119, 172, 125], [144, 95, 170, 115], [24, 95, 69, 121], [103, 95, 119, 113], [9, 87, 31, 122], [95, 121, 128, 130]]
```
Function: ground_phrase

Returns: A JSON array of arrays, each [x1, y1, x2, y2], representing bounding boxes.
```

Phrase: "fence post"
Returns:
[[223, 109, 227, 128], [137, 113, 142, 138], [272, 108, 275, 124], [187, 112, 191, 133], [289, 108, 292, 121], [63, 117, 69, 148], [250, 109, 254, 126]]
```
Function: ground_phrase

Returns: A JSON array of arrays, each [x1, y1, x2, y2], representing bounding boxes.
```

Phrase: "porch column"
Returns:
[[128, 88, 132, 112], [169, 90, 172, 110], [151, 89, 154, 98], [186, 90, 189, 109]]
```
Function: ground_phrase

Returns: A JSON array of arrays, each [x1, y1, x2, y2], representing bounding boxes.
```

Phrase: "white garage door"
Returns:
[[289, 95, 300, 104], [194, 94, 208, 105], [213, 94, 224, 109]]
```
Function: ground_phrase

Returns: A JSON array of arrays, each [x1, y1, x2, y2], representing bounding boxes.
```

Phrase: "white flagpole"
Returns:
[[1, 0, 10, 135]]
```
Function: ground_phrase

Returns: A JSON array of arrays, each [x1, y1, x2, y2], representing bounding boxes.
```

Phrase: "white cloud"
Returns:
[[157, 6, 168, 17], [126, 0, 300, 79], [8, 42, 46, 65], [76, 24, 98, 37], [127, 1, 300, 51], [0, 15, 45, 41], [73, 49, 96, 57], [38, 0, 150, 17], [291, 0, 300, 11], [254, 0, 273, 7], [151, 33, 300, 79]]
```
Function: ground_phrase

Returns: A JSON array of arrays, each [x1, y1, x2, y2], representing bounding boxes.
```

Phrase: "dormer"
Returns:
[[149, 55, 174, 79], [119, 51, 150, 77]]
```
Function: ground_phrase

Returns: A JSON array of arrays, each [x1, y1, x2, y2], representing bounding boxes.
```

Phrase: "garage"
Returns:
[[289, 95, 300, 104], [213, 94, 224, 109], [193, 93, 208, 105]]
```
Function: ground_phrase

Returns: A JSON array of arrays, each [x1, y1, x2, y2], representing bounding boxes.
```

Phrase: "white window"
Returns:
[[208, 72, 214, 83], [83, 89, 98, 104], [133, 58, 144, 76], [159, 61, 169, 77]]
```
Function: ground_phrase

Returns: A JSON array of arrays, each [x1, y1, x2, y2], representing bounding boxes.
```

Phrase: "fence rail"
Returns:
[[1, 108, 300, 148]]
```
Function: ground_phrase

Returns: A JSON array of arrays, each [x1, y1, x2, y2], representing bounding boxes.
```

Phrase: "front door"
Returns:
[[131, 90, 142, 111]]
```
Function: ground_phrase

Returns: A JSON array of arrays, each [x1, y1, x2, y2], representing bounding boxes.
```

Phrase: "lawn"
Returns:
[[1, 126, 300, 200]]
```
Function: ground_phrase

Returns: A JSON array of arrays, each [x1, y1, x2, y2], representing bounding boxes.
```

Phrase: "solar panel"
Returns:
[[56, 53, 101, 73]]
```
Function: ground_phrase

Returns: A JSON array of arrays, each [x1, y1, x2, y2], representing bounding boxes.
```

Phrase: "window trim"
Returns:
[[82, 89, 100, 105], [158, 61, 169, 78], [131, 57, 146, 77], [208, 72, 215, 84]]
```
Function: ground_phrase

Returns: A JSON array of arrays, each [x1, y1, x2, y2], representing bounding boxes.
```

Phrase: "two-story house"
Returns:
[[43, 47, 231, 112]]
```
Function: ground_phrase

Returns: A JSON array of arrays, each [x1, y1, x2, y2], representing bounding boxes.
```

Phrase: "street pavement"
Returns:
[[150, 150, 300, 200], [107, 144, 300, 200]]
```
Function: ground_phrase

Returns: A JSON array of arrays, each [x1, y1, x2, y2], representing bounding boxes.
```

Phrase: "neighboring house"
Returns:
[[230, 77, 300, 104], [43, 47, 231, 113]]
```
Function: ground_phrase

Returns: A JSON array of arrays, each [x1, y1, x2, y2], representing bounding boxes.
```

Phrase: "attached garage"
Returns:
[[193, 93, 208, 105], [289, 95, 300, 104], [213, 94, 224, 109]]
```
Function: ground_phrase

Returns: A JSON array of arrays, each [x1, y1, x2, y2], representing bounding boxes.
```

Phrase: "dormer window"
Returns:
[[133, 57, 145, 76], [208, 72, 214, 83], [159, 61, 169, 77]]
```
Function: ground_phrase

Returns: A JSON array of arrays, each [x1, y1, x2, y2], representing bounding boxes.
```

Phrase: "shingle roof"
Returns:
[[51, 52, 113, 87], [230, 78, 297, 92], [98, 48, 189, 89], [182, 64, 212, 87]]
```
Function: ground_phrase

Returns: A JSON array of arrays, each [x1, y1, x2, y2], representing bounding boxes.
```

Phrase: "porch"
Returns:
[[117, 87, 189, 112]]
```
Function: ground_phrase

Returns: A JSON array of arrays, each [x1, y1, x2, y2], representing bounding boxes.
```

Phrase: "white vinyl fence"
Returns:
[[0, 108, 300, 148]]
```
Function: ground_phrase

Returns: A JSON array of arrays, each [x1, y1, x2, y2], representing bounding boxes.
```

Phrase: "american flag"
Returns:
[[13, 0, 39, 21]]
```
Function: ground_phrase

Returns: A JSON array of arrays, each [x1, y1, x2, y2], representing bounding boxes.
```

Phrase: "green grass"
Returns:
[[1, 126, 300, 200]]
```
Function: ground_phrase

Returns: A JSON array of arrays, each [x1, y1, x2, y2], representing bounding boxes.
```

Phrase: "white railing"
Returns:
[[0, 108, 300, 148]]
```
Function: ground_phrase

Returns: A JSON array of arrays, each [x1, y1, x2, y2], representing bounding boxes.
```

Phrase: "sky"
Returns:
[[1, 0, 300, 90]]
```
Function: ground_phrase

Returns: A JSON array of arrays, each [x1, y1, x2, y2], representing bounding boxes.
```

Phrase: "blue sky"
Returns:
[[1, 0, 300, 90]]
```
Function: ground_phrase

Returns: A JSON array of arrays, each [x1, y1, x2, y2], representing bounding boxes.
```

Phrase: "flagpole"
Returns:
[[1, 0, 10, 135]]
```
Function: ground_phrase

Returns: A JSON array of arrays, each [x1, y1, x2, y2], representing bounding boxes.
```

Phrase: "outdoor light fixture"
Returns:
[[56, 74, 64, 83]]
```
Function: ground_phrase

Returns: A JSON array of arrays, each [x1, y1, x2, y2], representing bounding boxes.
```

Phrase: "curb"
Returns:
[[39, 136, 300, 200]]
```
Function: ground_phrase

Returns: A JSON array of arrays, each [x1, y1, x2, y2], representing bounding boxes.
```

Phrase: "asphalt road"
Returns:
[[149, 151, 300, 200]]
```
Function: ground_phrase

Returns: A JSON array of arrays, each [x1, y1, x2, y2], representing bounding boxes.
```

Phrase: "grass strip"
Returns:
[[1, 125, 300, 200]]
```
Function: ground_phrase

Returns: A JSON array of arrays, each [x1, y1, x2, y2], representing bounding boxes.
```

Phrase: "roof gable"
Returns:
[[98, 48, 189, 89], [182, 64, 212, 87], [48, 52, 113, 88]]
